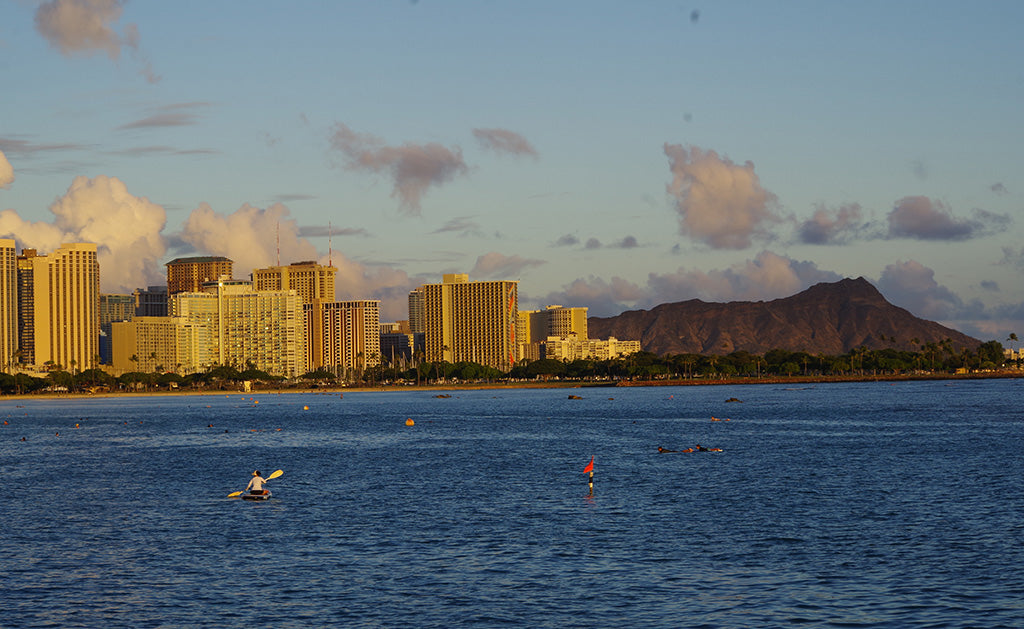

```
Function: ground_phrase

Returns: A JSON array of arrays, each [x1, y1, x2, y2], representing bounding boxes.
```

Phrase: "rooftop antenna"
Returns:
[[276, 222, 280, 266], [328, 220, 333, 267]]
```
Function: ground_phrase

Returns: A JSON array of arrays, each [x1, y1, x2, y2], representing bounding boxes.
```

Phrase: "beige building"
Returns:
[[518, 305, 589, 361], [149, 280, 308, 377], [306, 300, 380, 378], [110, 316, 211, 374], [0, 239, 15, 370], [252, 261, 337, 304], [23, 243, 100, 372], [166, 256, 233, 295], [542, 336, 641, 362], [422, 273, 518, 371]]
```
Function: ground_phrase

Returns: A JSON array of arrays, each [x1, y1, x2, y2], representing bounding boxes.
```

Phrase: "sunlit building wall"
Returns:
[[422, 273, 518, 371], [166, 256, 233, 295], [252, 261, 336, 304], [0, 239, 16, 370], [306, 300, 380, 376], [28, 243, 100, 372], [110, 316, 211, 374]]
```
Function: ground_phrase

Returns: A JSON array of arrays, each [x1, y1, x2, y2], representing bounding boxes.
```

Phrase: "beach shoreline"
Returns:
[[2, 370, 1020, 402]]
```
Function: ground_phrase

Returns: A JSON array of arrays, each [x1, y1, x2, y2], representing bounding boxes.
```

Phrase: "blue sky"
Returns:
[[2, 1, 1023, 342]]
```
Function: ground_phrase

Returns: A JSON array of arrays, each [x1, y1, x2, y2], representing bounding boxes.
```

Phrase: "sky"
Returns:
[[1, 1, 1023, 343]]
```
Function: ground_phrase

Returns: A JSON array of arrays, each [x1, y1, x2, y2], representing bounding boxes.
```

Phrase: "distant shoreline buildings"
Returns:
[[0, 240, 639, 379]]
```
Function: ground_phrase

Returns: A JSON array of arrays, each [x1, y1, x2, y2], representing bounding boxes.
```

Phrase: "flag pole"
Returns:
[[583, 456, 594, 496]]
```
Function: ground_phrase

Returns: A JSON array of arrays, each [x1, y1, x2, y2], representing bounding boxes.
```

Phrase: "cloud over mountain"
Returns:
[[797, 203, 867, 244], [329, 123, 468, 215], [664, 144, 779, 249]]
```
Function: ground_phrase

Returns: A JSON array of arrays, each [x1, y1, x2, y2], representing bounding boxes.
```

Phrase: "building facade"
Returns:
[[165, 280, 307, 377], [252, 261, 337, 304], [305, 300, 380, 378], [99, 293, 135, 365], [25, 243, 100, 371], [133, 285, 168, 317], [517, 305, 589, 362], [422, 273, 518, 371], [166, 256, 233, 295], [0, 239, 15, 371]]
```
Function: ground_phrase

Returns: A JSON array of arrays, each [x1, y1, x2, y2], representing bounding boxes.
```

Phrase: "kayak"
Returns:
[[241, 490, 272, 501]]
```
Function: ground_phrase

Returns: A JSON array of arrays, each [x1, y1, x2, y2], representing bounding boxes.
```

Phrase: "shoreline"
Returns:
[[2, 370, 1020, 402]]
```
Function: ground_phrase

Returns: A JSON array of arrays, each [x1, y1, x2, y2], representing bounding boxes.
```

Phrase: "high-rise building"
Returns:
[[134, 285, 168, 317], [408, 288, 425, 334], [0, 239, 16, 370], [26, 243, 100, 371], [252, 261, 336, 305], [15, 248, 38, 365], [166, 256, 233, 295], [422, 273, 518, 371], [305, 300, 380, 377], [169, 280, 307, 377]]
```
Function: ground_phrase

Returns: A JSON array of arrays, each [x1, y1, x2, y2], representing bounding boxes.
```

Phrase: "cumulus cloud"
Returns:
[[584, 238, 602, 250], [326, 251, 429, 321], [531, 275, 646, 318], [0, 149, 13, 188], [646, 251, 841, 304], [797, 203, 867, 244], [553, 234, 579, 247], [0, 175, 167, 292], [887, 196, 1009, 240], [536, 252, 841, 317], [613, 235, 639, 249], [990, 182, 1008, 196], [664, 144, 779, 249], [177, 202, 319, 279], [472, 128, 538, 158], [35, 0, 125, 58], [470, 252, 545, 279], [35, 0, 158, 82], [329, 123, 468, 215], [875, 260, 965, 320]]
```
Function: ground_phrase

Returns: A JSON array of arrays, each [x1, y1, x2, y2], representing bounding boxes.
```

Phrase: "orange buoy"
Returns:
[[303, 405, 309, 410], [405, 418, 415, 426]]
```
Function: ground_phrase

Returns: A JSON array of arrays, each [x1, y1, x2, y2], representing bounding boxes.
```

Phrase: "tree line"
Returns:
[[2, 337, 1016, 395]]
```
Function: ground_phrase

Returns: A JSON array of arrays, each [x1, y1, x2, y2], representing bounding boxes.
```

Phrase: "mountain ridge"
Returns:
[[587, 277, 980, 356]]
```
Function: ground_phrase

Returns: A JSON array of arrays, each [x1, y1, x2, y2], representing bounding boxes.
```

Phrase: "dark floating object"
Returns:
[[725, 397, 742, 403]]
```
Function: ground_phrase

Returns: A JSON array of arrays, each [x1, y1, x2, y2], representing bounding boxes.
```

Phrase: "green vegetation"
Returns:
[[1, 338, 1018, 395]]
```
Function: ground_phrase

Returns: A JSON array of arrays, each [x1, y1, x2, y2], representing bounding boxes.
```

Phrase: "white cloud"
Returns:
[[177, 202, 318, 279], [0, 175, 167, 292], [664, 144, 780, 249], [0, 149, 13, 188]]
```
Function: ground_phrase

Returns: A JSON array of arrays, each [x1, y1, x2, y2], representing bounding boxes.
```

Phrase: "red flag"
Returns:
[[583, 456, 594, 474]]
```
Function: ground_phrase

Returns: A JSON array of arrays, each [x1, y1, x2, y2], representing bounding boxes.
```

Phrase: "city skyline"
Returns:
[[1, 2, 1023, 341]]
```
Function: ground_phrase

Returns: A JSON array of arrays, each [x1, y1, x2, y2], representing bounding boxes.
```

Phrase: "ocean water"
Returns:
[[2, 380, 1023, 628]]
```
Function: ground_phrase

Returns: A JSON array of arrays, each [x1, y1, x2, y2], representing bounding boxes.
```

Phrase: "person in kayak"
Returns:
[[246, 470, 268, 495]]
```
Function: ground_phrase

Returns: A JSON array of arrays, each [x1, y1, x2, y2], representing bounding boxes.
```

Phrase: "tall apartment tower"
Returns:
[[15, 249, 37, 365], [422, 273, 518, 371], [305, 300, 380, 377], [0, 239, 16, 370], [251, 261, 337, 304], [27, 243, 100, 371], [166, 256, 233, 295], [408, 287, 425, 334]]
